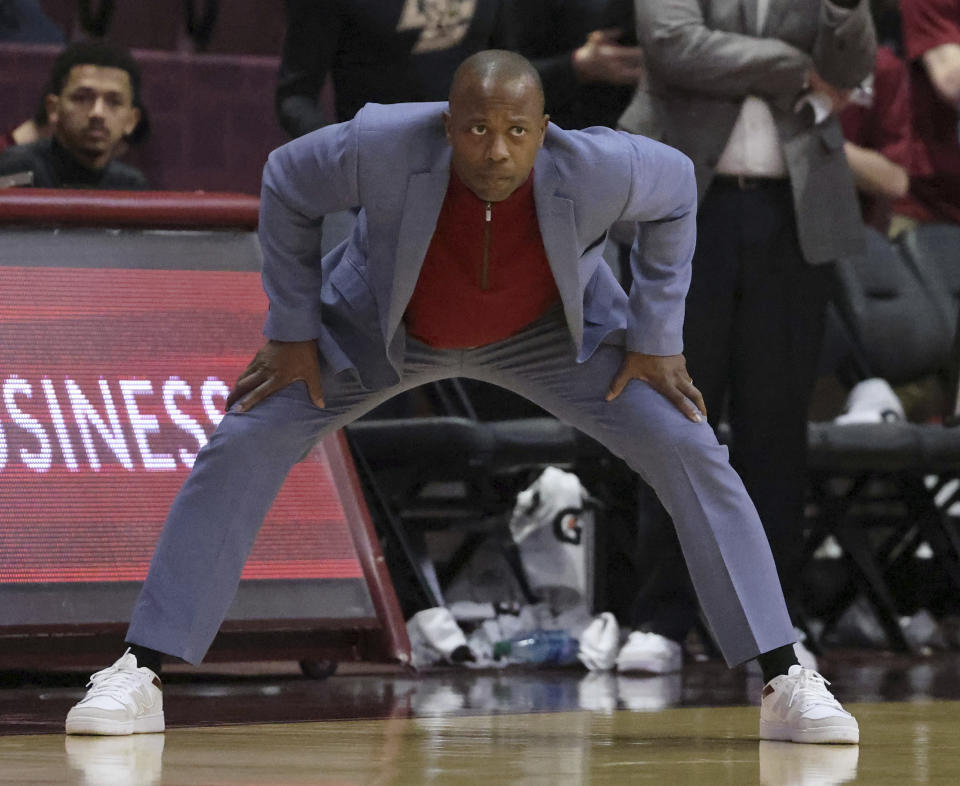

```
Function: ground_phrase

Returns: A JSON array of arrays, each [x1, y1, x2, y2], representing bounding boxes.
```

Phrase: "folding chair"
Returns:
[[804, 224, 960, 650]]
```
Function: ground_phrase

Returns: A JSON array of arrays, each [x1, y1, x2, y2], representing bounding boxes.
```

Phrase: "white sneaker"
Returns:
[[760, 665, 859, 744], [66, 650, 165, 736], [578, 612, 620, 671], [615, 631, 683, 674]]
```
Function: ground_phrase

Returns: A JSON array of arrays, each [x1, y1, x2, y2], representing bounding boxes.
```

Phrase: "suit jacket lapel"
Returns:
[[534, 146, 584, 354], [386, 146, 451, 347]]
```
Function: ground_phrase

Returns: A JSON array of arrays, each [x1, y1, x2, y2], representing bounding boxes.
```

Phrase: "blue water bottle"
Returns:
[[493, 629, 580, 666]]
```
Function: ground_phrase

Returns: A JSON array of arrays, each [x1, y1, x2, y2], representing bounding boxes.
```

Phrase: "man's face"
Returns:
[[443, 73, 548, 202], [47, 64, 140, 169]]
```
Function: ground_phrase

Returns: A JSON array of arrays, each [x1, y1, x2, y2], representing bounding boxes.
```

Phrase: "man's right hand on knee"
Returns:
[[226, 339, 325, 413]]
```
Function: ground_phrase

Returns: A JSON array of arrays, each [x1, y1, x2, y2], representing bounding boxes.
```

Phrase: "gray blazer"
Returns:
[[257, 101, 698, 389], [619, 0, 877, 263]]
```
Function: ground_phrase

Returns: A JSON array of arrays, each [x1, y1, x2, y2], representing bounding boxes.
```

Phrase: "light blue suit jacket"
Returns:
[[257, 101, 698, 389]]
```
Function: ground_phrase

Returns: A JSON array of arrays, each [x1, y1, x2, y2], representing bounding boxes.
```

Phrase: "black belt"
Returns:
[[712, 174, 789, 190]]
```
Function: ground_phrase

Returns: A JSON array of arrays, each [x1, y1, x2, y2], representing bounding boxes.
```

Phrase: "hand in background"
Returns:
[[807, 68, 852, 114], [572, 28, 644, 86], [922, 43, 960, 106]]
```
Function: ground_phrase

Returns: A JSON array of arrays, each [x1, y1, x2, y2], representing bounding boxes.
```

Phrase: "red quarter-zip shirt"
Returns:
[[404, 169, 560, 348]]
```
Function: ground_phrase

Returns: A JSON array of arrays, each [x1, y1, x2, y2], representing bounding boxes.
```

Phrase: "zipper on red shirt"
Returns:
[[480, 201, 492, 290]]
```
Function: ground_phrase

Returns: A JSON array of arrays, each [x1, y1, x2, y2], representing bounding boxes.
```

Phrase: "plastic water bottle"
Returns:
[[492, 630, 580, 666]]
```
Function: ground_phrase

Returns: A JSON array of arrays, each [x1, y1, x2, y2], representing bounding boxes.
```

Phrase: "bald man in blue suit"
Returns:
[[66, 50, 858, 744]]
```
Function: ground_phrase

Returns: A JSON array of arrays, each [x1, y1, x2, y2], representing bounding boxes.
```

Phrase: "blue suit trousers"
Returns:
[[127, 310, 794, 665]]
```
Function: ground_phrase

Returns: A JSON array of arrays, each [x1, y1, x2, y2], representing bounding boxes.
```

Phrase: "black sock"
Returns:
[[756, 644, 799, 684], [126, 643, 164, 677]]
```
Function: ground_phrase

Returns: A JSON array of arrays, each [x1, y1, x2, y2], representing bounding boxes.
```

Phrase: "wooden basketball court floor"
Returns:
[[3, 651, 960, 784]]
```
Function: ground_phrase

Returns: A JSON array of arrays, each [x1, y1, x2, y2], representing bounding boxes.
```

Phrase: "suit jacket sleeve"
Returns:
[[618, 133, 698, 355], [258, 114, 361, 342], [812, 0, 877, 88], [634, 0, 812, 102]]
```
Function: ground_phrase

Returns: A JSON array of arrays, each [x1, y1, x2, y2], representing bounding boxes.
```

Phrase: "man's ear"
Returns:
[[45, 94, 60, 126], [539, 114, 550, 147], [122, 106, 141, 138], [442, 110, 452, 145]]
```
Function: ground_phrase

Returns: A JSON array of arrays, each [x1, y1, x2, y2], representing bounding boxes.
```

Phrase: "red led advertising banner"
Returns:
[[0, 265, 364, 585]]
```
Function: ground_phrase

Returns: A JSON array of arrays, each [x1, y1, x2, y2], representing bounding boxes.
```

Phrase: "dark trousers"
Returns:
[[632, 178, 832, 640]]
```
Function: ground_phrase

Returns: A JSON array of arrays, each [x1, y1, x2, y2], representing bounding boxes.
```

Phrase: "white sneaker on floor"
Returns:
[[760, 665, 859, 744], [615, 631, 682, 674], [66, 650, 164, 736]]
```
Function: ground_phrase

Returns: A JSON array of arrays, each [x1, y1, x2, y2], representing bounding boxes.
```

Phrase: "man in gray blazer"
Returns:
[[65, 50, 858, 744], [617, 0, 875, 675]]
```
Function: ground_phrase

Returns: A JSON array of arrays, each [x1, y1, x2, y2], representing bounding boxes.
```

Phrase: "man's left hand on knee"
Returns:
[[606, 351, 706, 423]]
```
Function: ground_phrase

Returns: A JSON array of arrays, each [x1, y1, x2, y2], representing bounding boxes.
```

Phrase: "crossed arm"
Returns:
[[633, 0, 875, 109]]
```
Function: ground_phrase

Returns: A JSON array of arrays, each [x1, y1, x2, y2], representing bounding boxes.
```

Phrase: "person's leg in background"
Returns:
[[726, 182, 832, 627]]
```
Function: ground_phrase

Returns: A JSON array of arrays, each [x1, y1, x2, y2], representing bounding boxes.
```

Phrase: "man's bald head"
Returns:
[[444, 50, 549, 202], [449, 50, 545, 115]]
